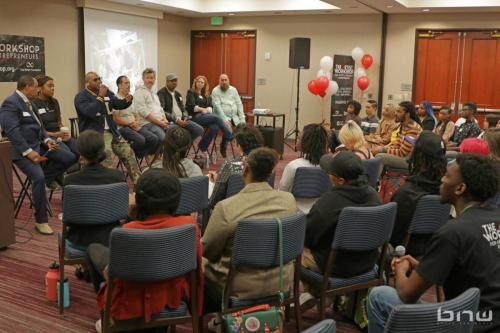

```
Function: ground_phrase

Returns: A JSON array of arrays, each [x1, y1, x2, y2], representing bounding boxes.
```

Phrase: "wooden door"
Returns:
[[191, 32, 224, 91], [414, 31, 461, 110]]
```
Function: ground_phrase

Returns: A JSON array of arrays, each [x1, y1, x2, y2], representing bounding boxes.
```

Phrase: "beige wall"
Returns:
[[190, 15, 383, 130], [384, 13, 500, 106]]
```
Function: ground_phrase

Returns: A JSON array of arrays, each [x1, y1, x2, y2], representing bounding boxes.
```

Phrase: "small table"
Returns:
[[253, 113, 285, 159], [254, 113, 285, 129]]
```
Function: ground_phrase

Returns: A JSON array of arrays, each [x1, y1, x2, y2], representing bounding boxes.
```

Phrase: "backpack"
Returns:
[[379, 169, 409, 203]]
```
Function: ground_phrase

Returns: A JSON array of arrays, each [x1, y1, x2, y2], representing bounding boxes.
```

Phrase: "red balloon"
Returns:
[[361, 54, 373, 69], [307, 80, 318, 95], [357, 76, 370, 91], [318, 91, 326, 98], [315, 76, 329, 95]]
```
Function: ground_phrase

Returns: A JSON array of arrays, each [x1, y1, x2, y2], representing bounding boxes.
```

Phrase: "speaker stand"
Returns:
[[285, 67, 301, 152]]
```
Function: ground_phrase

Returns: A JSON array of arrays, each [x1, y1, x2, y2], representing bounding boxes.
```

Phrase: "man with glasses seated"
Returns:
[[448, 101, 482, 148]]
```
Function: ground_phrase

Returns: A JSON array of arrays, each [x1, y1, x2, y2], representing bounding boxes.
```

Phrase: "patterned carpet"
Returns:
[[0, 138, 435, 333]]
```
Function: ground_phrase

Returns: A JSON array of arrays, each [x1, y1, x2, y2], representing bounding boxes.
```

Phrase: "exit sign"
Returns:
[[211, 16, 223, 25]]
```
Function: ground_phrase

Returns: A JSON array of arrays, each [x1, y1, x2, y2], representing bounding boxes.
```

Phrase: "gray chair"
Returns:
[[59, 183, 129, 314], [301, 202, 397, 320], [226, 172, 277, 198], [102, 225, 199, 333], [362, 158, 383, 189], [220, 212, 307, 331], [384, 288, 480, 333], [291, 167, 331, 198], [302, 319, 336, 333], [176, 176, 209, 232]]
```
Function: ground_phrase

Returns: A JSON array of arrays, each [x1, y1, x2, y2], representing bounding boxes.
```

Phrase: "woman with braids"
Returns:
[[151, 126, 202, 178], [433, 106, 455, 144], [389, 131, 447, 256], [279, 123, 329, 192]]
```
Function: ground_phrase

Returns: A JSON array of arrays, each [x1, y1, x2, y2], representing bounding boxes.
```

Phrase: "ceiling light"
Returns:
[[387, 5, 393, 8], [422, 8, 430, 11]]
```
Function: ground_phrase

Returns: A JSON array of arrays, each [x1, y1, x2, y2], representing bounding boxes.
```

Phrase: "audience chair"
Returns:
[[292, 167, 332, 213], [102, 225, 199, 333], [58, 183, 129, 314], [225, 172, 277, 198], [176, 176, 209, 232], [301, 202, 397, 320], [383, 287, 480, 333], [362, 158, 383, 189], [218, 212, 307, 332], [302, 319, 336, 333]]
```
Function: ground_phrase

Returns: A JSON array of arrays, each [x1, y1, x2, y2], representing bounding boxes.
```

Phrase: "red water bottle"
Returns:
[[46, 262, 59, 301]]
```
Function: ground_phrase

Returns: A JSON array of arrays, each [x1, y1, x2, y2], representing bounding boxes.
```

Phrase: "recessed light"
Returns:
[[422, 8, 430, 12], [228, 13, 235, 16], [386, 5, 393, 8]]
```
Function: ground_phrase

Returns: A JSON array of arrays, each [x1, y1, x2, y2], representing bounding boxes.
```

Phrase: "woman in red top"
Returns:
[[87, 169, 203, 330]]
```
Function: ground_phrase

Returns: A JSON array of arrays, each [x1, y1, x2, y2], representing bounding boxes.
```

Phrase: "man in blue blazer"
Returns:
[[74, 72, 140, 184], [0, 75, 77, 235]]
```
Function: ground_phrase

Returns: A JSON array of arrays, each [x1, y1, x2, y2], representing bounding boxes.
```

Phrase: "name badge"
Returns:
[[22, 112, 31, 117], [198, 95, 203, 99], [104, 96, 110, 102], [38, 108, 46, 114]]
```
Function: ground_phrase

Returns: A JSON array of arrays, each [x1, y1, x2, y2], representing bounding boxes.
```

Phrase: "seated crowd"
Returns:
[[1, 72, 500, 333]]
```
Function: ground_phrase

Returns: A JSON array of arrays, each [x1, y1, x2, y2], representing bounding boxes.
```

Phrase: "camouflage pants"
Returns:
[[102, 132, 141, 184]]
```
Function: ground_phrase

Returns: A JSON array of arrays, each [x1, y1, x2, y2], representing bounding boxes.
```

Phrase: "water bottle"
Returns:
[[45, 262, 59, 301], [57, 278, 70, 308]]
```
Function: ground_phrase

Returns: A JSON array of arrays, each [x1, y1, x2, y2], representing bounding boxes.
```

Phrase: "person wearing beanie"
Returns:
[[389, 131, 447, 256]]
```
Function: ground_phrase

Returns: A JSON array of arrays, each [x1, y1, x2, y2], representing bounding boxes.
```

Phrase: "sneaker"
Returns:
[[290, 292, 317, 314], [46, 181, 59, 190], [207, 317, 221, 333], [95, 319, 102, 333], [34, 223, 54, 235]]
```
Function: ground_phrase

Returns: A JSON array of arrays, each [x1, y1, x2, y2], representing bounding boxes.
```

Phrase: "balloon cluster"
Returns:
[[351, 47, 373, 91], [307, 56, 339, 98]]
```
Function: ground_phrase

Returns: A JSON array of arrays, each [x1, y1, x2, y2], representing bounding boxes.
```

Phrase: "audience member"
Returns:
[[32, 76, 79, 162], [74, 71, 140, 184], [484, 114, 500, 131], [368, 154, 500, 333], [485, 128, 500, 161], [335, 120, 373, 159], [211, 74, 243, 157], [209, 123, 263, 208], [300, 152, 382, 305], [64, 130, 125, 248], [112, 75, 159, 159], [202, 147, 297, 314], [151, 127, 202, 178], [459, 137, 490, 156], [0, 75, 76, 235], [365, 103, 397, 148], [449, 102, 482, 147], [87, 169, 203, 330], [417, 101, 437, 131], [186, 75, 233, 165], [345, 100, 362, 126], [433, 105, 455, 144], [360, 99, 379, 135], [134, 68, 169, 144], [372, 101, 423, 169], [157, 73, 203, 140], [389, 131, 447, 256]]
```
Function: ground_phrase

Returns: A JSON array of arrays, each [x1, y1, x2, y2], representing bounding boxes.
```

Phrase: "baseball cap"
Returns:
[[319, 151, 364, 180], [414, 130, 446, 158], [166, 73, 178, 81]]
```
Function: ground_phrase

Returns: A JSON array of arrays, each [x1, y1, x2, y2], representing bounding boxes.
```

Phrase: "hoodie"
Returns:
[[390, 174, 441, 256], [305, 182, 382, 277], [133, 85, 166, 127]]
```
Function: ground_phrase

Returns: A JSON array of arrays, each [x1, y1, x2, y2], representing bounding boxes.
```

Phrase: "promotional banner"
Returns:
[[0, 35, 45, 82], [330, 55, 354, 130]]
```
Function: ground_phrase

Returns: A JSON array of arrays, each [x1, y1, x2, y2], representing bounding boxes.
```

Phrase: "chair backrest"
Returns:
[[176, 176, 208, 215], [226, 172, 277, 198], [332, 202, 397, 251], [292, 167, 331, 198], [384, 288, 481, 333], [302, 319, 336, 333], [232, 212, 306, 269], [62, 183, 129, 224], [408, 195, 451, 235], [108, 225, 197, 281], [362, 158, 383, 189]]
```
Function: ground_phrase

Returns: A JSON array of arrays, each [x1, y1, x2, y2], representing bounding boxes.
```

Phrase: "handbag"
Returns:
[[222, 218, 285, 333]]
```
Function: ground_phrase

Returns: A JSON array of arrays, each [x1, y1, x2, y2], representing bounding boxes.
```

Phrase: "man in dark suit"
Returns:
[[74, 72, 141, 184], [0, 75, 77, 235]]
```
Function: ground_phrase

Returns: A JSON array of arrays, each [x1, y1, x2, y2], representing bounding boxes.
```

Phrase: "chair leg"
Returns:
[[170, 324, 176, 333], [294, 297, 303, 332], [436, 285, 443, 302], [59, 262, 65, 315], [319, 294, 326, 320]]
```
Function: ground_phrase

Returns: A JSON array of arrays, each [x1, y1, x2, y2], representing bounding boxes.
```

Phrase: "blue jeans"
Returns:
[[119, 126, 159, 157], [368, 286, 406, 333], [142, 123, 166, 144], [169, 121, 204, 141], [192, 113, 233, 152]]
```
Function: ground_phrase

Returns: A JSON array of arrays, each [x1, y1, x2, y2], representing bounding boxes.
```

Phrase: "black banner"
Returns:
[[330, 55, 354, 130], [0, 35, 45, 82]]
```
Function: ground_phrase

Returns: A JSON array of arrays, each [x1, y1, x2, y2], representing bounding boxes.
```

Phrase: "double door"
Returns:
[[191, 31, 256, 114], [414, 30, 500, 125]]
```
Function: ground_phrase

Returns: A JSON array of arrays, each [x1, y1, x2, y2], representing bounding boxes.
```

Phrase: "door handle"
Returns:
[[240, 96, 254, 100]]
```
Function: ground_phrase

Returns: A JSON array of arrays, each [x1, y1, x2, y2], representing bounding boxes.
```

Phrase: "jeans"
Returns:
[[376, 153, 409, 175], [119, 126, 159, 157], [142, 123, 166, 144], [169, 121, 204, 141], [192, 113, 233, 152], [368, 286, 406, 333]]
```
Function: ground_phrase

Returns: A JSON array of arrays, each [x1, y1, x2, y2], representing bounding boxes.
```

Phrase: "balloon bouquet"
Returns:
[[351, 47, 373, 99], [307, 56, 339, 122]]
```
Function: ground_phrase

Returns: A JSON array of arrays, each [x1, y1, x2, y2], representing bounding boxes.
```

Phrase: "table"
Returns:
[[253, 113, 285, 159]]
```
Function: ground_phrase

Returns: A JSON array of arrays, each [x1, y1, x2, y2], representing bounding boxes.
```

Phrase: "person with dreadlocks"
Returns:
[[151, 126, 202, 178], [389, 131, 447, 256], [372, 101, 423, 170]]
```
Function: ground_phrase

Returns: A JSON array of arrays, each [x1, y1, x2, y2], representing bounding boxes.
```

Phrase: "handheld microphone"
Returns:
[[392, 245, 406, 258]]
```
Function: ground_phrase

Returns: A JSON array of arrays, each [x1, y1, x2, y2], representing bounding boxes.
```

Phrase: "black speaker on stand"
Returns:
[[286, 37, 310, 151]]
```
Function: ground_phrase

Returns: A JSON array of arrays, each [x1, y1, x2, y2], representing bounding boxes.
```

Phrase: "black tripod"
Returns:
[[285, 67, 302, 151]]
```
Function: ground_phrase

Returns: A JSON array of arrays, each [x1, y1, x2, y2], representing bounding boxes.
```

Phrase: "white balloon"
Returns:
[[319, 56, 334, 71], [351, 47, 364, 62], [326, 80, 339, 97], [354, 68, 366, 80], [317, 69, 331, 79]]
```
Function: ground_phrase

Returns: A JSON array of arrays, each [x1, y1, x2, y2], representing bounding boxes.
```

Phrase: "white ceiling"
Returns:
[[108, 0, 500, 16]]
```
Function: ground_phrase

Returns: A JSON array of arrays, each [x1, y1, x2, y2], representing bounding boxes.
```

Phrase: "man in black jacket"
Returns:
[[157, 73, 203, 140]]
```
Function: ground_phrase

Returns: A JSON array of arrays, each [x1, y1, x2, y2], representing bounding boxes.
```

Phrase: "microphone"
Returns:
[[392, 245, 406, 258], [56, 137, 63, 143]]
